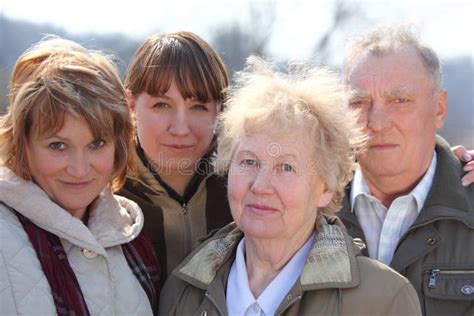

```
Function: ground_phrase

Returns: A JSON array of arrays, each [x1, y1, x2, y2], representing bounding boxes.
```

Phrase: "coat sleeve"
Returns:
[[385, 282, 422, 316]]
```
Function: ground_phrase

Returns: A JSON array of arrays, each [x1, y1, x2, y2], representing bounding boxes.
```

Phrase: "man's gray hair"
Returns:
[[343, 24, 443, 91]]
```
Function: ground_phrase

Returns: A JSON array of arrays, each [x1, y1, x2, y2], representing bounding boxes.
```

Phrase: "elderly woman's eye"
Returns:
[[241, 159, 256, 166], [49, 142, 65, 151], [90, 139, 106, 149], [281, 163, 294, 173]]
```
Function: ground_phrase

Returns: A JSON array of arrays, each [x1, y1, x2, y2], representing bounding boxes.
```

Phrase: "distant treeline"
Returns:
[[0, 15, 472, 147]]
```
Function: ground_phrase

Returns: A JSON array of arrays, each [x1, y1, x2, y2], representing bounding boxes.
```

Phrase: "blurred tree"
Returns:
[[210, 1, 276, 74]]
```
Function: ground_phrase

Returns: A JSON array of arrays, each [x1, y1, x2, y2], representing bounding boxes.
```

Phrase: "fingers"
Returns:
[[462, 159, 474, 187], [451, 145, 473, 187]]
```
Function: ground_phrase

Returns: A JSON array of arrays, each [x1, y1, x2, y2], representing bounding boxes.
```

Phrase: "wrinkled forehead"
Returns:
[[347, 49, 434, 92]]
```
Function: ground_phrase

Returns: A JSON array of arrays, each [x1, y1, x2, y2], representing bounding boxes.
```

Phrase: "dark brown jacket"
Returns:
[[337, 137, 474, 315], [159, 217, 421, 316], [118, 159, 232, 287]]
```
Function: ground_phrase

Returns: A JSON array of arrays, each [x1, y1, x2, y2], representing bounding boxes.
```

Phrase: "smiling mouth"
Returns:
[[60, 181, 92, 189], [247, 203, 278, 215]]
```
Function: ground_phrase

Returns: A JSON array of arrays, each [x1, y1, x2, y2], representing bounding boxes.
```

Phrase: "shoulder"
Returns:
[[343, 256, 421, 315], [0, 203, 56, 314]]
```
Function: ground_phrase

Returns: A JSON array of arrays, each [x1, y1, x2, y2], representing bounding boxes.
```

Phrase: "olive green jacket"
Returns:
[[337, 137, 474, 315], [159, 217, 421, 316], [118, 158, 232, 287]]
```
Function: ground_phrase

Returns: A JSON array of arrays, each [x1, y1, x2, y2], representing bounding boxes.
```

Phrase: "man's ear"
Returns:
[[126, 89, 136, 112], [435, 90, 448, 129]]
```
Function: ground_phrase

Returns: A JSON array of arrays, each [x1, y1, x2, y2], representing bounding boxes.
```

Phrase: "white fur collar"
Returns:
[[0, 167, 143, 256]]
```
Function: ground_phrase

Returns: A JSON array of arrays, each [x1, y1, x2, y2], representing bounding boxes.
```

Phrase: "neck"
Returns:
[[159, 169, 194, 196], [363, 169, 427, 208], [244, 226, 313, 298]]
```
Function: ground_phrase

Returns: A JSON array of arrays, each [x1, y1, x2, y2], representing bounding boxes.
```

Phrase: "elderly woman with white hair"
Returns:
[[158, 56, 421, 315]]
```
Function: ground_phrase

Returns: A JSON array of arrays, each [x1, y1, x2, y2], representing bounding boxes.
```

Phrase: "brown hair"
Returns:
[[125, 31, 229, 104], [0, 36, 135, 191]]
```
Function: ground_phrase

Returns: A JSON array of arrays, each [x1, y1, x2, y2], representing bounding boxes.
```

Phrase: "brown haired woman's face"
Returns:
[[130, 79, 220, 175], [26, 112, 115, 219]]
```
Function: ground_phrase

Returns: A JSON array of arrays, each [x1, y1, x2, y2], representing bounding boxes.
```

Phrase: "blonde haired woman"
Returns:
[[0, 37, 158, 315], [159, 57, 421, 315]]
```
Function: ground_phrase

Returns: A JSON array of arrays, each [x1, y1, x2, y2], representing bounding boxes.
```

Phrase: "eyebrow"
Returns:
[[236, 150, 297, 160]]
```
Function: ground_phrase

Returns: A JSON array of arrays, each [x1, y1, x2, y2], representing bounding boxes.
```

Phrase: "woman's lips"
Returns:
[[247, 203, 279, 215], [60, 180, 92, 189], [163, 144, 194, 152]]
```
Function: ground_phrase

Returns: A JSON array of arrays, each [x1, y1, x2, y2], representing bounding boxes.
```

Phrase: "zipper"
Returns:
[[427, 268, 474, 289], [181, 203, 188, 214]]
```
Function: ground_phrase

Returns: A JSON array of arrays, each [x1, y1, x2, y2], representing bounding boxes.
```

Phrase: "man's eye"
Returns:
[[395, 98, 409, 103], [90, 139, 106, 149], [49, 142, 65, 150], [350, 99, 367, 107]]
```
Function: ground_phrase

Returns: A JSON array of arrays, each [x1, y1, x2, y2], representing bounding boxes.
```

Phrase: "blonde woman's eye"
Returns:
[[49, 142, 65, 151], [90, 139, 106, 149]]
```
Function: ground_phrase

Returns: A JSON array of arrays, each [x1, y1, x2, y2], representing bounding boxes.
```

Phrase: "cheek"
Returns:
[[96, 147, 116, 176], [191, 117, 215, 144], [227, 167, 249, 222]]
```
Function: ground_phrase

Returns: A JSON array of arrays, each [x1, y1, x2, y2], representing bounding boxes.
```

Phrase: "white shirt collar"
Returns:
[[226, 234, 315, 316], [351, 151, 437, 213]]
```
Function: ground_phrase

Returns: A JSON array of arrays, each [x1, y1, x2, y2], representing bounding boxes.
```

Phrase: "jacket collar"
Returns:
[[173, 216, 361, 291], [340, 136, 474, 229], [0, 167, 143, 256]]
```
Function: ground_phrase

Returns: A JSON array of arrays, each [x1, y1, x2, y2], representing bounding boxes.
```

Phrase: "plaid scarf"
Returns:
[[15, 211, 160, 315]]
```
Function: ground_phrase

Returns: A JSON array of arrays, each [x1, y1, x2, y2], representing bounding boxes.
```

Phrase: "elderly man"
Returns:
[[337, 25, 474, 315]]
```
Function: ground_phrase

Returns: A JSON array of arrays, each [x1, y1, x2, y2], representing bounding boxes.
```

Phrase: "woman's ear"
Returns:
[[317, 190, 334, 208]]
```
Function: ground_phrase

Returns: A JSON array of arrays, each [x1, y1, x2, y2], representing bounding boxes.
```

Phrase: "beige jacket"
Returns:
[[159, 216, 422, 316], [0, 167, 153, 315]]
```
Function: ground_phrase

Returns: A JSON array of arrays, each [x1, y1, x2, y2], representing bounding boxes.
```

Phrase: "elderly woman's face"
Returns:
[[227, 132, 333, 240], [26, 112, 115, 219]]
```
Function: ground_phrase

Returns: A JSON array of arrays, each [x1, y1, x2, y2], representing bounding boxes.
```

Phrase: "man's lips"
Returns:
[[369, 143, 398, 150], [247, 203, 279, 215]]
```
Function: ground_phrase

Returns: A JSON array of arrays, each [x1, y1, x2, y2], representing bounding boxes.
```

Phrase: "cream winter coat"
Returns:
[[0, 167, 153, 315]]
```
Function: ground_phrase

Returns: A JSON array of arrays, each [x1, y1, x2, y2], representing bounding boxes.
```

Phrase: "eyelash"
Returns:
[[47, 139, 106, 151]]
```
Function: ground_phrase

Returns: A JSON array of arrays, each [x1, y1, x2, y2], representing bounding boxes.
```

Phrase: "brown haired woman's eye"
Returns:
[[191, 104, 208, 111], [90, 139, 106, 150], [49, 142, 66, 151]]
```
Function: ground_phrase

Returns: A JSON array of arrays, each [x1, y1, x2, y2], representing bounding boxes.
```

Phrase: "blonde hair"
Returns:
[[343, 24, 442, 91], [214, 56, 366, 215], [0, 36, 135, 191]]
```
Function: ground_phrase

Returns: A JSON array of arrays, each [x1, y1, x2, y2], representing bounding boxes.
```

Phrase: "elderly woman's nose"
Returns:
[[250, 168, 275, 195], [66, 151, 91, 178]]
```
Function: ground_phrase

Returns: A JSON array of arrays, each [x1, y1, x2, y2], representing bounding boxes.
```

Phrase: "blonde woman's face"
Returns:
[[130, 79, 219, 174], [227, 132, 333, 242], [26, 113, 115, 219]]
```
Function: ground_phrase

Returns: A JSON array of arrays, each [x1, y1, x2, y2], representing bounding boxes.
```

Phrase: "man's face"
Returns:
[[348, 46, 447, 187]]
